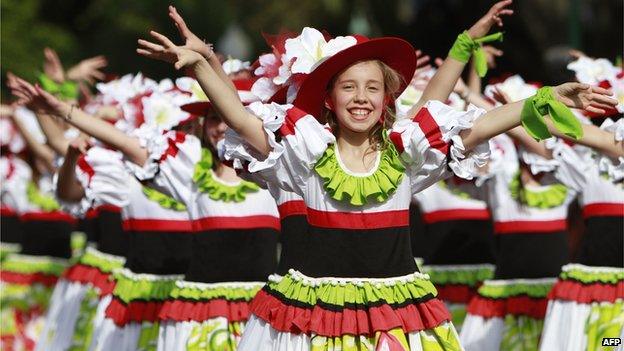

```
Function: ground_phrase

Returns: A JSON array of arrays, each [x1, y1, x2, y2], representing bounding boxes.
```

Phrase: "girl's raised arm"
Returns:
[[9, 76, 149, 166], [461, 83, 620, 154], [410, 0, 512, 114], [56, 138, 87, 202], [137, 31, 271, 156]]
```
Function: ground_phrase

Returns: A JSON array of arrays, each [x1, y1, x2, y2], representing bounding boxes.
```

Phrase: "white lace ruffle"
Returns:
[[267, 269, 431, 288], [597, 118, 624, 182], [222, 102, 288, 173], [123, 124, 169, 180]]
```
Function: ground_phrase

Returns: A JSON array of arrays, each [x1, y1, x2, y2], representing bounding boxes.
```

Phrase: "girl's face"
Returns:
[[326, 61, 386, 134], [203, 116, 227, 147]]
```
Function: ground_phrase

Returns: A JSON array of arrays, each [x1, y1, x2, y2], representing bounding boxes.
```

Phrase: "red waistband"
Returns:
[[0, 206, 17, 217], [19, 211, 77, 224], [122, 218, 193, 232], [192, 215, 281, 232], [583, 203, 624, 219], [422, 209, 490, 224], [307, 208, 409, 230], [494, 219, 567, 234], [278, 200, 307, 219]]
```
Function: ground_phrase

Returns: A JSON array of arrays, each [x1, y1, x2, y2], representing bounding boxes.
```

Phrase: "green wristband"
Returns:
[[520, 86, 583, 141], [38, 73, 79, 101], [449, 31, 503, 77]]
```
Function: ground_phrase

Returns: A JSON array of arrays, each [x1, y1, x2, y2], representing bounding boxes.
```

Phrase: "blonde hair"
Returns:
[[323, 60, 403, 151]]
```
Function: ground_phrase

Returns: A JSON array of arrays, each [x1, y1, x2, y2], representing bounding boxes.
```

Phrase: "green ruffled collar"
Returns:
[[27, 182, 60, 211], [509, 171, 567, 209], [142, 186, 186, 211], [314, 136, 406, 206], [193, 148, 259, 202], [438, 178, 474, 200]]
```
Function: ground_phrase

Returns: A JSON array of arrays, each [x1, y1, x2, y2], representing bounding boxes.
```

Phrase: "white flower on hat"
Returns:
[[222, 58, 251, 75], [484, 75, 538, 104], [567, 57, 620, 85], [141, 92, 193, 131], [284, 27, 357, 75]]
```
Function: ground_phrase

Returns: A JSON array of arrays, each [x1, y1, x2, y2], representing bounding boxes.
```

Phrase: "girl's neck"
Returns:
[[214, 163, 241, 183], [336, 128, 378, 173]]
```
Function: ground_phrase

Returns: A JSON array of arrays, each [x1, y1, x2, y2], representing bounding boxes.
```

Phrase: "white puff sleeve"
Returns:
[[123, 124, 202, 206], [221, 102, 335, 196], [61, 147, 130, 216], [388, 100, 491, 194]]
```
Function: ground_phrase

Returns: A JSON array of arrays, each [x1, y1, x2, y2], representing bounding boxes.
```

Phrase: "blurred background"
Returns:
[[1, 0, 622, 99]]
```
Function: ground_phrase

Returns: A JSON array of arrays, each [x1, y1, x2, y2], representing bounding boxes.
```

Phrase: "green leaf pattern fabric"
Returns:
[[186, 318, 242, 351], [500, 315, 543, 351]]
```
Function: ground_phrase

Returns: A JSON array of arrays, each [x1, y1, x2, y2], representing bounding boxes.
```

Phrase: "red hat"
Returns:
[[292, 35, 416, 122]]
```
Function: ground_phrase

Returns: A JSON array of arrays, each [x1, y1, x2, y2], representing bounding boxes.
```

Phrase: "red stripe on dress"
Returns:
[[85, 208, 99, 219], [159, 132, 187, 162], [95, 204, 122, 213], [388, 131, 405, 154], [105, 297, 165, 326], [435, 284, 480, 304], [466, 294, 548, 319], [412, 107, 448, 154], [422, 209, 490, 224], [307, 208, 409, 230], [279, 107, 308, 137], [493, 220, 567, 234], [278, 200, 307, 219], [582, 203, 624, 219], [158, 298, 252, 322], [77, 155, 95, 185], [250, 289, 451, 337], [0, 271, 59, 287], [547, 279, 624, 303], [192, 215, 281, 231], [1, 206, 17, 217], [19, 211, 77, 224], [122, 218, 193, 232], [63, 264, 116, 296]]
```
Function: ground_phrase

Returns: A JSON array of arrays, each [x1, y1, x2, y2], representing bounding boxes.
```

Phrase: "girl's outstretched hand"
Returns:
[[137, 31, 204, 70], [468, 0, 514, 38], [43, 47, 65, 83], [168, 5, 214, 58], [67, 55, 108, 84], [7, 73, 66, 116], [554, 83, 617, 114]]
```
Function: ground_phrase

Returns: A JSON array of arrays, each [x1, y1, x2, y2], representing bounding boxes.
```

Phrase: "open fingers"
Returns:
[[590, 93, 618, 106], [150, 30, 177, 48], [138, 38, 165, 52], [416, 55, 430, 68], [169, 6, 192, 37]]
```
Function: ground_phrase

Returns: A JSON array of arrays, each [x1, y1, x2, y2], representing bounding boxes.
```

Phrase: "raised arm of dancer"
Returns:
[[9, 76, 148, 166], [56, 138, 87, 202], [166, 5, 237, 94], [137, 31, 271, 155], [548, 121, 623, 159], [411, 0, 513, 113], [9, 109, 56, 168], [461, 83, 618, 151]]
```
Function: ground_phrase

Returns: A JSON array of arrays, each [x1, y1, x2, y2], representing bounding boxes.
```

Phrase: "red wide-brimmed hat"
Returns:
[[292, 35, 416, 122]]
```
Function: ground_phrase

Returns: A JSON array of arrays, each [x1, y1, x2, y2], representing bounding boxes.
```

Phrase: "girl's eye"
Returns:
[[368, 86, 379, 92], [342, 85, 354, 90]]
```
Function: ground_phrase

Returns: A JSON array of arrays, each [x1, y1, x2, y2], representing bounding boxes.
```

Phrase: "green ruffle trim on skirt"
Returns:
[[2, 254, 67, 276], [79, 247, 126, 273], [560, 264, 624, 284], [423, 265, 495, 287], [111, 269, 182, 303], [170, 281, 264, 301], [477, 279, 556, 299], [265, 270, 438, 308]]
